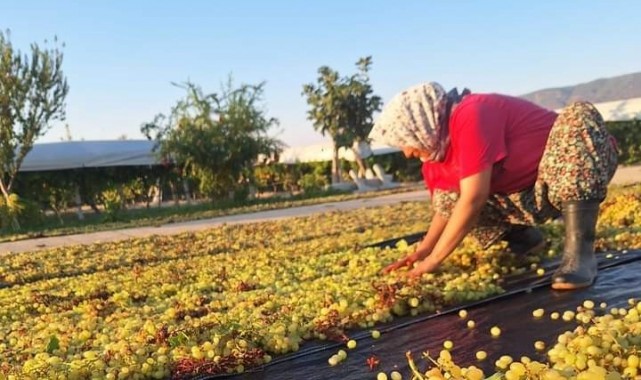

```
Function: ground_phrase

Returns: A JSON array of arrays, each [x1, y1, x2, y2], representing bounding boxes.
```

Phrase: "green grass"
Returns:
[[0, 184, 422, 243]]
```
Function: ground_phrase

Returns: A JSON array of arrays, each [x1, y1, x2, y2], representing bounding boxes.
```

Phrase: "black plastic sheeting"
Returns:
[[195, 238, 641, 380]]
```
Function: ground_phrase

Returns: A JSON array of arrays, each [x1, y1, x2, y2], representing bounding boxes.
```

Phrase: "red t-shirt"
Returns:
[[422, 93, 558, 195]]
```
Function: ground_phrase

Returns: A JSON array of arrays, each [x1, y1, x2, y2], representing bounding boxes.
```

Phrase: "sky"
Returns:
[[2, 0, 640, 147]]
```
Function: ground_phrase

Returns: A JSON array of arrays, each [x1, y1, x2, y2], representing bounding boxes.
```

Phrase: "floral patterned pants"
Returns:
[[432, 102, 619, 248]]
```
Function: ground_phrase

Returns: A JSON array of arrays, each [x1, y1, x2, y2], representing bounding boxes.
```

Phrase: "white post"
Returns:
[[75, 185, 84, 221], [183, 181, 191, 205]]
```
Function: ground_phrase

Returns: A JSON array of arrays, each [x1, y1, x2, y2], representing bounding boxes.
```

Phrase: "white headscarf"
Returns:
[[369, 82, 465, 162]]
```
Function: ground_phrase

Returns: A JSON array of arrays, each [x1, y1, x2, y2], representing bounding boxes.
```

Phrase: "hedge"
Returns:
[[606, 119, 641, 165]]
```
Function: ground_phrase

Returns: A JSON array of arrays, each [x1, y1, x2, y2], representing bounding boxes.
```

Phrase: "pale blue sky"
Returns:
[[2, 1, 640, 147]]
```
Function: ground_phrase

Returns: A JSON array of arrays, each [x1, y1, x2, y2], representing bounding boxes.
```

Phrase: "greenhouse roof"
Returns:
[[20, 140, 159, 172]]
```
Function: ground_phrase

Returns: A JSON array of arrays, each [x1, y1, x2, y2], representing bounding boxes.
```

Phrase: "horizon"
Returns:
[[2, 0, 640, 148]]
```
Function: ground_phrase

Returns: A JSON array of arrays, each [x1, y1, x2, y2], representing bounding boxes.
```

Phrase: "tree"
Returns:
[[0, 30, 69, 228], [343, 57, 382, 177], [302, 66, 348, 184], [302, 57, 381, 184], [141, 78, 283, 201]]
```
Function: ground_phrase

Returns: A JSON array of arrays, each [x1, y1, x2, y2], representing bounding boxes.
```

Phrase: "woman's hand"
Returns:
[[407, 258, 440, 278], [381, 213, 449, 275], [382, 251, 422, 274]]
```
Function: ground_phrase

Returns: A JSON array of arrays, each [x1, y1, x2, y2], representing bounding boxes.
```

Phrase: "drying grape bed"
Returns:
[[0, 186, 640, 379]]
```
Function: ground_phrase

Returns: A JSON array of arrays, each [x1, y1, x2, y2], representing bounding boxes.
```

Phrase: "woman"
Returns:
[[369, 82, 618, 290]]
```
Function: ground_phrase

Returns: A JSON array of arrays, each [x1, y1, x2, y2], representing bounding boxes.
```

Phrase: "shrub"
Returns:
[[606, 119, 641, 165]]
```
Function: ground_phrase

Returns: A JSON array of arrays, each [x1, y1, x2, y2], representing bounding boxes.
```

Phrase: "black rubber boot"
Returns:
[[502, 225, 545, 255], [551, 200, 600, 290]]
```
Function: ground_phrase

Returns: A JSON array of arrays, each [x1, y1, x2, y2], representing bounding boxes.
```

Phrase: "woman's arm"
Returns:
[[414, 211, 448, 259], [408, 168, 492, 277], [382, 211, 448, 273]]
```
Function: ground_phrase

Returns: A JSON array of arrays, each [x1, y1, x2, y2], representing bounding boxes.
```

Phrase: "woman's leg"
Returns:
[[536, 101, 618, 290]]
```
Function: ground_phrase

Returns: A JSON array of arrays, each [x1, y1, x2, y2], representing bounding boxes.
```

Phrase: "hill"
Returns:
[[520, 72, 641, 109]]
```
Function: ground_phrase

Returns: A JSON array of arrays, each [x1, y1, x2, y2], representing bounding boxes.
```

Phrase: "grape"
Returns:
[[583, 300, 595, 310], [465, 367, 484, 380]]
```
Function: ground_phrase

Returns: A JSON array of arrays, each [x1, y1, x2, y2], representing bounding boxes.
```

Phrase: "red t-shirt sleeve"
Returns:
[[451, 102, 508, 180]]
